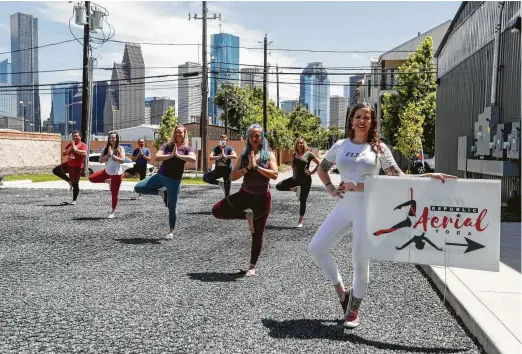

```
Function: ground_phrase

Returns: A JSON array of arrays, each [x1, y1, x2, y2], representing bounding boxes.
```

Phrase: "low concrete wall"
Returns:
[[0, 131, 62, 175]]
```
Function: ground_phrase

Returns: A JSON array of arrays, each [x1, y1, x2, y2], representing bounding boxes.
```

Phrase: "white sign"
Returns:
[[362, 176, 501, 272], [191, 137, 201, 151]]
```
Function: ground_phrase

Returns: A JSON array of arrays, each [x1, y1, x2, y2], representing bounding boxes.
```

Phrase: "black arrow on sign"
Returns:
[[445, 237, 485, 253]]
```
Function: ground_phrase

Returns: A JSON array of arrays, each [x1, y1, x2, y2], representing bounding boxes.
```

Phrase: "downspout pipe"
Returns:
[[491, 1, 505, 107]]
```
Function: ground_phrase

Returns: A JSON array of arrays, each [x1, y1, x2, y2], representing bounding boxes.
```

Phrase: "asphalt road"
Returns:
[[0, 186, 484, 353]]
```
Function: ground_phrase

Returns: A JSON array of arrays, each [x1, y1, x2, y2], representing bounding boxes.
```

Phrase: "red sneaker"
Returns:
[[343, 309, 360, 329]]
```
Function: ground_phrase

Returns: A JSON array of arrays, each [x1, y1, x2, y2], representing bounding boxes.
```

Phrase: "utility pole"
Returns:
[[84, 56, 94, 177], [224, 98, 228, 134], [263, 34, 268, 133], [80, 0, 90, 144], [276, 64, 280, 109], [189, 2, 220, 172]]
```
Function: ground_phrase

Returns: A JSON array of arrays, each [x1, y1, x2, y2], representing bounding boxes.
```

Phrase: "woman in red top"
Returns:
[[52, 131, 88, 205]]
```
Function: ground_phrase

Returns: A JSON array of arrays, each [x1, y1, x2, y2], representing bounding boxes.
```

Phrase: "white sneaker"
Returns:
[[297, 223, 303, 228], [71, 201, 77, 205], [164, 232, 174, 240], [108, 212, 115, 219]]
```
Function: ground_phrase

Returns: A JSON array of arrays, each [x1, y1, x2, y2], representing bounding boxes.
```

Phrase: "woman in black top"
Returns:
[[276, 137, 320, 227]]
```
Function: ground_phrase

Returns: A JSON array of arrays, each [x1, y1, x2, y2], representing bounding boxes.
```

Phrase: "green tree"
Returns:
[[154, 106, 178, 149], [214, 82, 251, 130], [381, 36, 437, 156], [287, 104, 323, 147], [395, 102, 424, 159]]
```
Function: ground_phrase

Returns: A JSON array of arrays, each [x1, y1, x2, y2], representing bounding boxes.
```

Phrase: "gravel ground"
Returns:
[[0, 186, 484, 354]]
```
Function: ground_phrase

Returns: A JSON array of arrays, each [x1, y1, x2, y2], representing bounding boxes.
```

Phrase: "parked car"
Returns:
[[410, 156, 435, 174], [87, 153, 155, 177]]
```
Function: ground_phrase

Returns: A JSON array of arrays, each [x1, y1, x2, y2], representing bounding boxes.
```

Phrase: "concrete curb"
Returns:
[[421, 264, 519, 354]]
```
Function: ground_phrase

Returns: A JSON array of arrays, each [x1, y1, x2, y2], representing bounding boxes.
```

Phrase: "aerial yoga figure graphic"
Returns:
[[373, 187, 442, 251]]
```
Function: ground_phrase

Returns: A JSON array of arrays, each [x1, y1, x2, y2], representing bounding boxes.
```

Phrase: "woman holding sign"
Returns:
[[308, 102, 455, 329], [134, 125, 196, 240]]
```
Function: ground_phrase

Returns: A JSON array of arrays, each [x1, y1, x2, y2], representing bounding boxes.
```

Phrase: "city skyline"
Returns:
[[0, 2, 460, 127]]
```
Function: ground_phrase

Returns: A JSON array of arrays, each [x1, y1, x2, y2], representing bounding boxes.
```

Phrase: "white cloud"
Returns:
[[35, 1, 304, 121]]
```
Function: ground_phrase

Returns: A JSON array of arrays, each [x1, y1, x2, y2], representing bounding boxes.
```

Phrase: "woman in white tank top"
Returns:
[[308, 102, 456, 329], [88, 132, 125, 219]]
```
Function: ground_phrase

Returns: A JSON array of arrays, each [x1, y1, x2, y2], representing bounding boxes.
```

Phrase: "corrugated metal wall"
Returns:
[[435, 1, 520, 203]]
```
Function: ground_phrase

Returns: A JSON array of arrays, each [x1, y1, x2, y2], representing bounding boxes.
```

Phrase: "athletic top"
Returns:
[[239, 157, 270, 195], [324, 138, 397, 185], [158, 143, 195, 180], [292, 151, 316, 179], [213, 145, 234, 169], [133, 147, 150, 166], [65, 142, 88, 169], [104, 147, 123, 175]]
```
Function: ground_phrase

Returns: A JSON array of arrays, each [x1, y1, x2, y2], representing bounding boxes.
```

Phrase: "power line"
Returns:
[[0, 39, 77, 55]]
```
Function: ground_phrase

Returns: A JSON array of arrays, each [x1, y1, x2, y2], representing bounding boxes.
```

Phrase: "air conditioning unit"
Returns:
[[507, 122, 520, 160], [74, 4, 88, 26]]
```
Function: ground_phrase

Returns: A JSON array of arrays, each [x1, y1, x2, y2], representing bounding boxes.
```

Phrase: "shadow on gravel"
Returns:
[[40, 202, 70, 207], [72, 217, 107, 221], [265, 225, 298, 231], [262, 319, 469, 353], [186, 211, 213, 215], [187, 272, 243, 282], [114, 238, 162, 245]]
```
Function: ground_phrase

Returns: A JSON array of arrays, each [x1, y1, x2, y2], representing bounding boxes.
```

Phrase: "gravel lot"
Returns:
[[0, 186, 484, 353]]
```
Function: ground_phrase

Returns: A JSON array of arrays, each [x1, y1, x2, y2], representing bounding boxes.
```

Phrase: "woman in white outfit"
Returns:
[[308, 102, 456, 329], [89, 132, 125, 219]]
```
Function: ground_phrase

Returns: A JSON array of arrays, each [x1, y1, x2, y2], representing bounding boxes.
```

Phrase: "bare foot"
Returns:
[[245, 210, 254, 233]]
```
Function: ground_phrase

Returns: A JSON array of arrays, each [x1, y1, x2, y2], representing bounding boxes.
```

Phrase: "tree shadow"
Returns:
[[114, 238, 162, 245], [72, 217, 107, 221], [186, 272, 245, 283], [262, 318, 470, 353], [186, 211, 213, 215]]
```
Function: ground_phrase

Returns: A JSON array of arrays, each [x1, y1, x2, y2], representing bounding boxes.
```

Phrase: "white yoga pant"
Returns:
[[308, 192, 369, 299]]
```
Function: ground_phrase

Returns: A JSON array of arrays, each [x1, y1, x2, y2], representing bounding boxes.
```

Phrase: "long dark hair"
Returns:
[[347, 102, 382, 154], [102, 131, 120, 156]]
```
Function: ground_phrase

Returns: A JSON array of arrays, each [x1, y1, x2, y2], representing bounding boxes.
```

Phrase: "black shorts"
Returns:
[[126, 164, 147, 180]]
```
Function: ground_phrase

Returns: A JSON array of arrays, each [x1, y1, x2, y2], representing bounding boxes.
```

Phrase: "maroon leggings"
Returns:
[[89, 170, 123, 210], [212, 189, 272, 266]]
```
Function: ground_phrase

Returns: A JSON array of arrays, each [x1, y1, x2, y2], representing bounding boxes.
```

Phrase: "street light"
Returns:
[[64, 101, 82, 138]]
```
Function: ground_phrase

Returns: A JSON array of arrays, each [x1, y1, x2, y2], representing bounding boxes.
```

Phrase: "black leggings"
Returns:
[[276, 176, 312, 216], [52, 163, 80, 201], [203, 167, 231, 196]]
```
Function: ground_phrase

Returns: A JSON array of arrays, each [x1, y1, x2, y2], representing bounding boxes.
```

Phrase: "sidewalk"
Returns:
[[422, 222, 521, 354]]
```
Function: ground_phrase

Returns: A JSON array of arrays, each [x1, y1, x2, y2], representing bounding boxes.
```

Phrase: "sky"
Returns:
[[0, 1, 461, 122]]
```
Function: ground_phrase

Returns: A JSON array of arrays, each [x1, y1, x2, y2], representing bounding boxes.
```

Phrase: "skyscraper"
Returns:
[[11, 12, 40, 132], [104, 44, 145, 132], [0, 59, 12, 84], [240, 67, 265, 92], [150, 97, 175, 125], [0, 83, 17, 118], [51, 81, 78, 136], [281, 100, 298, 115], [329, 95, 348, 130], [178, 62, 202, 124], [209, 33, 239, 124], [348, 75, 363, 107], [299, 62, 330, 128]]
